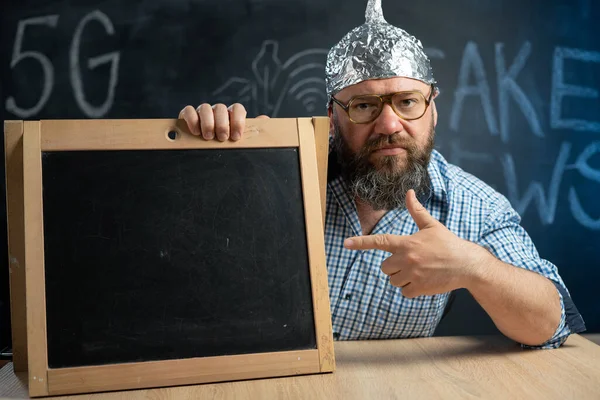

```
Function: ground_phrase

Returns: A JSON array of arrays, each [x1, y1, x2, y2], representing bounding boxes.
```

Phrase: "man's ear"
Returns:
[[432, 101, 438, 127], [328, 105, 335, 135]]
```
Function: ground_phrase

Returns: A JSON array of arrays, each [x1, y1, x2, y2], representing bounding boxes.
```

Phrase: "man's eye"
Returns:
[[353, 103, 377, 110], [399, 99, 417, 107]]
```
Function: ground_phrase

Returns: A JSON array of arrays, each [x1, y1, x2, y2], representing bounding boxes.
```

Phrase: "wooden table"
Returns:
[[1, 335, 599, 399]]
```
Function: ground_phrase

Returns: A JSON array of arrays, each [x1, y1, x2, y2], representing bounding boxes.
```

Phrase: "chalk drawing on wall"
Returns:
[[212, 40, 329, 117]]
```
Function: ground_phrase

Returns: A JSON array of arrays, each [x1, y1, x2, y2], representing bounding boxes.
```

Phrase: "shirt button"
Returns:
[[333, 332, 340, 339], [344, 293, 352, 300]]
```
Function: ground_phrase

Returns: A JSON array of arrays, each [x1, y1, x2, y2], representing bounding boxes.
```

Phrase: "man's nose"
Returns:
[[373, 103, 405, 136]]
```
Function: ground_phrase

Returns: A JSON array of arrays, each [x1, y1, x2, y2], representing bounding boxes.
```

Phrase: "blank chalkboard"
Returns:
[[42, 148, 316, 368], [8, 118, 333, 397]]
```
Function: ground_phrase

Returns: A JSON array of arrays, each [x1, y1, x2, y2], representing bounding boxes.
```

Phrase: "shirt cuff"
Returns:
[[521, 280, 586, 350]]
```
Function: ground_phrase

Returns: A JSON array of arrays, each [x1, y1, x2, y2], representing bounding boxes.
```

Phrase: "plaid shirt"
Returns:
[[325, 148, 586, 349]]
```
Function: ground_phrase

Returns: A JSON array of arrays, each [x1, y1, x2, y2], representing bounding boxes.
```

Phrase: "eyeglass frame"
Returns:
[[330, 84, 437, 124]]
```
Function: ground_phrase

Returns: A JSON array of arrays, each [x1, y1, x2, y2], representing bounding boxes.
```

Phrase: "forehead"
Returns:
[[336, 77, 430, 100]]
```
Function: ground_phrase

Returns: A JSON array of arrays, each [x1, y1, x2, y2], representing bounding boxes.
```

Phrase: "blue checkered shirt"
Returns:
[[325, 149, 585, 349]]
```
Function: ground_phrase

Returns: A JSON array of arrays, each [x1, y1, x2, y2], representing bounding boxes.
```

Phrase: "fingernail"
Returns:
[[344, 239, 354, 248], [231, 131, 240, 141], [218, 133, 228, 141], [204, 131, 214, 140]]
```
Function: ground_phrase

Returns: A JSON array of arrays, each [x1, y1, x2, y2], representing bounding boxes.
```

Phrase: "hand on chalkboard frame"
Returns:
[[179, 103, 270, 142]]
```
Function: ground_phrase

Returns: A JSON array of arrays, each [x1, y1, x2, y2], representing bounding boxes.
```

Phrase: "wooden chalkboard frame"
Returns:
[[4, 117, 333, 397]]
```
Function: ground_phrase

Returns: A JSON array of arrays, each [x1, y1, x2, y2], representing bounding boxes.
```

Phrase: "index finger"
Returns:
[[179, 105, 200, 136], [344, 234, 403, 253]]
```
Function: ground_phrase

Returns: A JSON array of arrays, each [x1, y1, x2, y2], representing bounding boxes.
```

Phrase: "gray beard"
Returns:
[[332, 120, 434, 211]]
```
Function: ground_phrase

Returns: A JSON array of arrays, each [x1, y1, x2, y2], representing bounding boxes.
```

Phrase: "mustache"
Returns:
[[361, 134, 417, 155]]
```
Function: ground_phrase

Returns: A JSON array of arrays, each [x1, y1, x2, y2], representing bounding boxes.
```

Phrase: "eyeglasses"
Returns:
[[331, 85, 435, 124]]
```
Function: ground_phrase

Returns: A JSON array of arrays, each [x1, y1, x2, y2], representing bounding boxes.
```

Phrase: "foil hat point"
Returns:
[[365, 0, 387, 24], [325, 0, 436, 101]]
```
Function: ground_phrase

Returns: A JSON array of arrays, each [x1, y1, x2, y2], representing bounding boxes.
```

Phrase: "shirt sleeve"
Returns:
[[476, 194, 586, 349]]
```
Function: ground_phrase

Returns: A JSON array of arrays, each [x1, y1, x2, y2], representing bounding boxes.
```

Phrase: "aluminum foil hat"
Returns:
[[325, 0, 436, 100]]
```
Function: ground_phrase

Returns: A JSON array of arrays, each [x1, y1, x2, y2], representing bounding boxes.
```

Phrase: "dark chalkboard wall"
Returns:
[[1, 0, 599, 352]]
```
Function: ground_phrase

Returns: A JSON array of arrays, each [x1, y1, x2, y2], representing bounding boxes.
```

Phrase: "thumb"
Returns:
[[406, 189, 438, 230]]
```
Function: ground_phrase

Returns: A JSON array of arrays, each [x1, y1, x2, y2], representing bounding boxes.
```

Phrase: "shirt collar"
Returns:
[[425, 150, 448, 206]]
